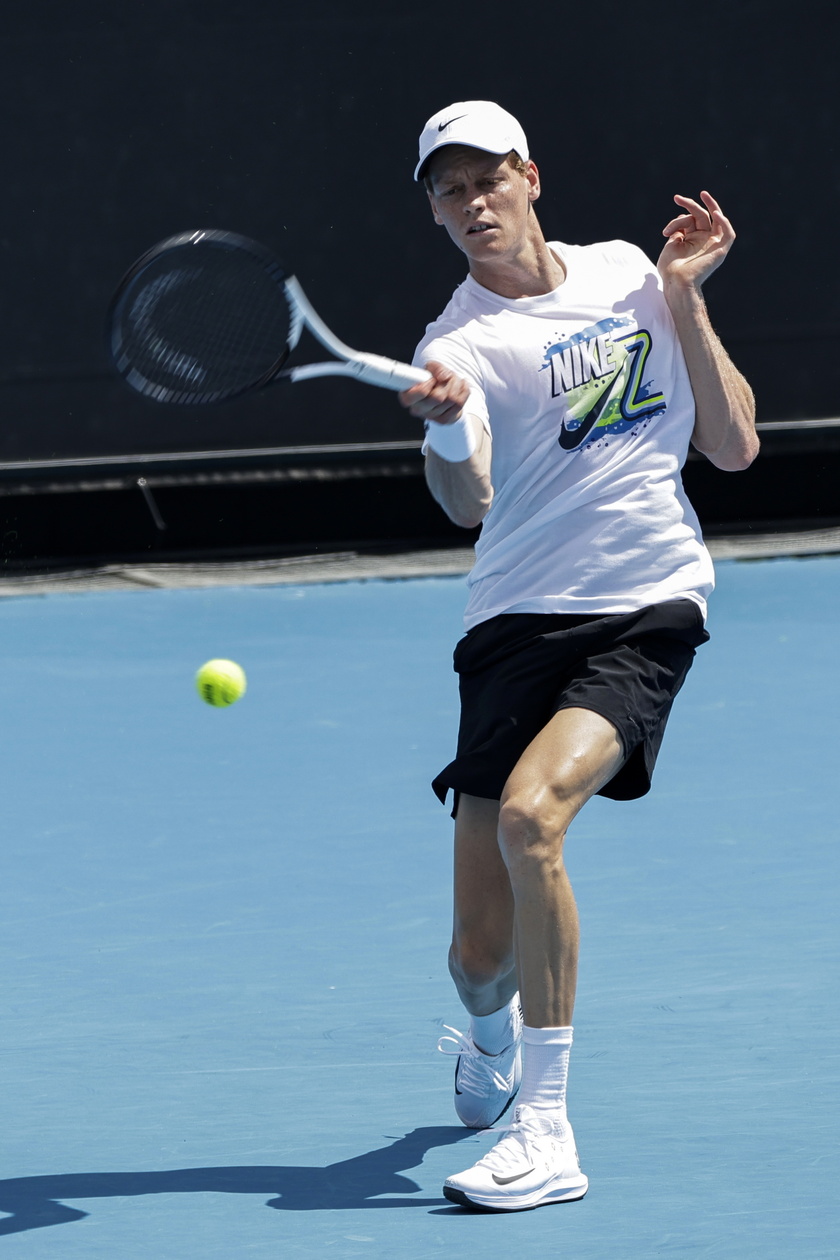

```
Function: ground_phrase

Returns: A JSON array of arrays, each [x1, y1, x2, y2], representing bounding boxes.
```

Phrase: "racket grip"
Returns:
[[348, 354, 432, 392]]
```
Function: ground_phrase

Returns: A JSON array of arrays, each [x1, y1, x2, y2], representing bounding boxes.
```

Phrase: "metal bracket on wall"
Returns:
[[137, 477, 166, 531]]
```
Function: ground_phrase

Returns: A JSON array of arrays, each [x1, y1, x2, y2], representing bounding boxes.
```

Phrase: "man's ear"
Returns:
[[427, 189, 444, 226], [526, 160, 541, 204]]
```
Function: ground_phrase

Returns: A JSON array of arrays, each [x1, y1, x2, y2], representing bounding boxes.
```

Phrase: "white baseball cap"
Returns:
[[414, 101, 529, 181]]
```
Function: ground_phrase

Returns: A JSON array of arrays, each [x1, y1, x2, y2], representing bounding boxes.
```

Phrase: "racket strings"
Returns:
[[113, 245, 292, 403]]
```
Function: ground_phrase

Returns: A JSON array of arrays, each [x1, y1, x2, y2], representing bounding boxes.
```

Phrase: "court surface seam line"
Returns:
[[3, 527, 840, 596]]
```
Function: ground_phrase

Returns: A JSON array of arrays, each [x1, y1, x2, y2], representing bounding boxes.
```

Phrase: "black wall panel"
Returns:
[[2, 0, 837, 467]]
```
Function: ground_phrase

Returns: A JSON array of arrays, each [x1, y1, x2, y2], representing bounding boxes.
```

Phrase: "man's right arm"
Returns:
[[425, 415, 493, 528], [399, 360, 493, 530]]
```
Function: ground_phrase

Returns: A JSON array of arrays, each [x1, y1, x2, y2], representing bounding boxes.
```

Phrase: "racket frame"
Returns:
[[109, 230, 430, 404]]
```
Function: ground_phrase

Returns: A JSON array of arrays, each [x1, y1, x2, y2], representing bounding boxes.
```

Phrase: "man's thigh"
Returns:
[[434, 602, 706, 807], [502, 706, 625, 819], [452, 794, 512, 945], [452, 704, 623, 934]]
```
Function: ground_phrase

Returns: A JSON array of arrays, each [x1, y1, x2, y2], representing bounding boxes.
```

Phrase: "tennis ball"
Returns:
[[195, 659, 247, 707]]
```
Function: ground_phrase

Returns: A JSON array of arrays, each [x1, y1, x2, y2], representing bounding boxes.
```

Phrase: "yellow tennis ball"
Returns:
[[195, 659, 247, 707]]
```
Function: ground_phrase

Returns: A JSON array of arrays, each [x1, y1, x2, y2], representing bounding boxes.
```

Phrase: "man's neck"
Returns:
[[469, 238, 566, 300]]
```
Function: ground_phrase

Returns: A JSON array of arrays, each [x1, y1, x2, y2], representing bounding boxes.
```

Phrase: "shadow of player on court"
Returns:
[[0, 1125, 476, 1235]]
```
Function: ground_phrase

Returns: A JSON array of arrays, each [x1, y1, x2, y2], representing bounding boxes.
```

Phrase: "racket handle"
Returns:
[[282, 357, 432, 390], [346, 354, 432, 392]]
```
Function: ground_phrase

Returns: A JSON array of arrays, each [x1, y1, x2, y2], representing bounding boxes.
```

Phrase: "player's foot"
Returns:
[[442, 1104, 588, 1212], [437, 1004, 522, 1129]]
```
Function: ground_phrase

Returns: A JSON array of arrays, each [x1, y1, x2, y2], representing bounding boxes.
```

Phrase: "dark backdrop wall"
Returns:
[[2, 0, 838, 466]]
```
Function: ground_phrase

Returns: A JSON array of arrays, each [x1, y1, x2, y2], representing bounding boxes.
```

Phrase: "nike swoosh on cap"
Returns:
[[491, 1168, 535, 1185], [438, 115, 468, 131]]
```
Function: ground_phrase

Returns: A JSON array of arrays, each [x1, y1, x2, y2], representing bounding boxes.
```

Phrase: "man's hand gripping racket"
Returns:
[[108, 230, 431, 404]]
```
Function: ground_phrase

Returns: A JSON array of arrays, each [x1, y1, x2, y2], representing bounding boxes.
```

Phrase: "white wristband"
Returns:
[[423, 416, 477, 463]]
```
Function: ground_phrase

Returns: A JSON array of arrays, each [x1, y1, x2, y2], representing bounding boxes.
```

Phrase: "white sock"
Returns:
[[518, 1025, 574, 1118], [469, 994, 519, 1055]]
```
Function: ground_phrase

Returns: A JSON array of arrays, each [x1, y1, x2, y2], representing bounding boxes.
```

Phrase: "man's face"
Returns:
[[425, 146, 540, 268]]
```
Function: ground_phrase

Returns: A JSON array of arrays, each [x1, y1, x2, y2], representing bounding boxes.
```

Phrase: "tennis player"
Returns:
[[400, 101, 758, 1212]]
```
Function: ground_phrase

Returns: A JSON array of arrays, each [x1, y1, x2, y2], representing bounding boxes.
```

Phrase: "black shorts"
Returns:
[[432, 599, 709, 809]]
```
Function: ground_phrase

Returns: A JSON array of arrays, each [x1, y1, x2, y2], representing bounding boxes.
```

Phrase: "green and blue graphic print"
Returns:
[[542, 316, 667, 451]]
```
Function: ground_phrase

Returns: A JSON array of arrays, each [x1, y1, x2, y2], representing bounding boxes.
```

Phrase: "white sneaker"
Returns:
[[442, 1104, 588, 1211], [437, 1006, 522, 1129]]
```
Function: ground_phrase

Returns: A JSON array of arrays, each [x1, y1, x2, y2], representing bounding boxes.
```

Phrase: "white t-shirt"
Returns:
[[414, 240, 715, 629]]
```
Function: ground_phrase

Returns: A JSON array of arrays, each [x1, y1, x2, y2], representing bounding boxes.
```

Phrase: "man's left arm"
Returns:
[[658, 191, 759, 472]]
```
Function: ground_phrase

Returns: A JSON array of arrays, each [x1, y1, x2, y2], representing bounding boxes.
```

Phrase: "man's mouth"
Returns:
[[467, 222, 494, 235]]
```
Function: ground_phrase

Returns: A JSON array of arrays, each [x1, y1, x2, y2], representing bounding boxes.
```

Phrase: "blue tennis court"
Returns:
[[1, 553, 837, 1257]]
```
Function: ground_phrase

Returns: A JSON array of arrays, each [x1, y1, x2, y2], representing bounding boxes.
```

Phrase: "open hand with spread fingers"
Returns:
[[657, 190, 735, 291]]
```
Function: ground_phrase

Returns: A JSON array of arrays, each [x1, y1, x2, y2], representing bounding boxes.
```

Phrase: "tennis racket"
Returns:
[[108, 229, 431, 405]]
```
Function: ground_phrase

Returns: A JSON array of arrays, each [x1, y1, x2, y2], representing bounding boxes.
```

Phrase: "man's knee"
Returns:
[[448, 938, 513, 994], [497, 780, 573, 869], [498, 711, 624, 867]]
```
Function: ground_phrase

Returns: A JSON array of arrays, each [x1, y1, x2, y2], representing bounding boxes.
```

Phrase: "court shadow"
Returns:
[[0, 1126, 473, 1235]]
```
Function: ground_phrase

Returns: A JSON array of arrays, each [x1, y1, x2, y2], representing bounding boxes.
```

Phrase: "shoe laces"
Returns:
[[477, 1106, 556, 1174], [437, 1025, 512, 1093]]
